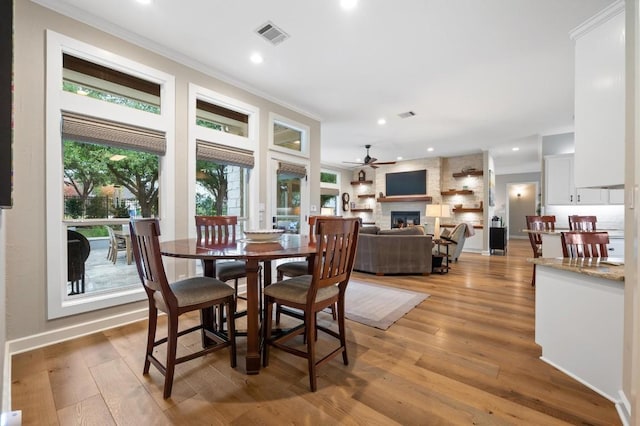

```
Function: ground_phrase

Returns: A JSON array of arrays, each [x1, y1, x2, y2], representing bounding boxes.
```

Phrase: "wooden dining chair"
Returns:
[[568, 215, 597, 231], [262, 217, 360, 391], [275, 216, 338, 323], [525, 215, 556, 286], [130, 218, 237, 399], [195, 215, 257, 301], [105, 225, 127, 264], [560, 231, 610, 258]]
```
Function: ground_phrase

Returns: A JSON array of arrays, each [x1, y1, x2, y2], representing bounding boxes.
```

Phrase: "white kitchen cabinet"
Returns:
[[545, 154, 608, 205], [607, 238, 624, 260], [545, 155, 574, 205], [608, 188, 625, 204], [571, 1, 625, 188]]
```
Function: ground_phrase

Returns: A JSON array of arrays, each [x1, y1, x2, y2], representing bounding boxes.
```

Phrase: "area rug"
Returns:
[[345, 280, 430, 330]]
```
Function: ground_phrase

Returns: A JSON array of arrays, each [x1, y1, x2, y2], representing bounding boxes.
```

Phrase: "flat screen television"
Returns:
[[385, 169, 427, 196]]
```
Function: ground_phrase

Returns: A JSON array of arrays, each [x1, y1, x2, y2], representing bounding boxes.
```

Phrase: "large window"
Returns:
[[320, 170, 340, 215], [47, 31, 175, 319], [188, 84, 259, 239]]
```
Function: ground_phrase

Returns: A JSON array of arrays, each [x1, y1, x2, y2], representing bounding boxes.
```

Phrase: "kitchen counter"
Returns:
[[533, 257, 624, 402], [530, 257, 624, 281]]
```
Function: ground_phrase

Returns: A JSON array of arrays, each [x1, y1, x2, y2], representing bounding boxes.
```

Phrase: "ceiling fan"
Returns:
[[343, 144, 396, 169]]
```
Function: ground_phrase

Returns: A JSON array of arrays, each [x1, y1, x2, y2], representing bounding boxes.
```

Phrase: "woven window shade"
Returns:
[[196, 141, 255, 168], [277, 161, 307, 179], [320, 187, 340, 196], [62, 112, 166, 155]]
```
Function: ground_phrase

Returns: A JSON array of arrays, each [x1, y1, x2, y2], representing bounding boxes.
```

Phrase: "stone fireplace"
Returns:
[[390, 211, 421, 228]]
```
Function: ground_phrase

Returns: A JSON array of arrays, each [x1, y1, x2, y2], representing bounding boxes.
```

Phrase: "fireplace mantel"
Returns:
[[377, 195, 432, 203]]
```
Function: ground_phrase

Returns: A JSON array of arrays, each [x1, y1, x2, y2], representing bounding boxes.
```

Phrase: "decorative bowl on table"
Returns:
[[243, 229, 285, 242]]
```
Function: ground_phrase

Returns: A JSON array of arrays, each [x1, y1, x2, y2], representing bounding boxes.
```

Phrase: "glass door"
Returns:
[[270, 157, 308, 233]]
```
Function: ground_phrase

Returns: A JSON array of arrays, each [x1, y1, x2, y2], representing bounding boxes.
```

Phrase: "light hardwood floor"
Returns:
[[11, 240, 621, 425]]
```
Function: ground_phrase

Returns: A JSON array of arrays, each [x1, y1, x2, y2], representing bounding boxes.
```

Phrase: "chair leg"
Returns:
[[144, 306, 157, 374], [338, 298, 348, 366], [531, 264, 536, 287], [163, 314, 179, 399], [262, 297, 273, 367], [306, 310, 318, 392], [226, 299, 237, 368]]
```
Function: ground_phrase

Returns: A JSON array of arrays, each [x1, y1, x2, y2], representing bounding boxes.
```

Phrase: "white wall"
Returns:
[[0, 210, 6, 411]]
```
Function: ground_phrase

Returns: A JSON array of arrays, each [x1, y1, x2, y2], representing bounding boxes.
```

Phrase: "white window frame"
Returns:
[[188, 84, 260, 238], [320, 168, 342, 214], [46, 31, 176, 319], [268, 112, 310, 158], [267, 152, 310, 234]]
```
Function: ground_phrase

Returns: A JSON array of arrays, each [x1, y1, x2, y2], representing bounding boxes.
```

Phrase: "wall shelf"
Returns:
[[358, 194, 376, 199], [351, 208, 373, 212], [441, 190, 474, 196], [350, 180, 373, 185], [453, 207, 483, 213], [377, 195, 432, 203], [452, 170, 483, 178]]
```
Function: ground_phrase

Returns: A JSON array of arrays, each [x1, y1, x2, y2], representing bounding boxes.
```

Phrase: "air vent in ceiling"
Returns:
[[256, 21, 289, 45], [398, 111, 416, 119]]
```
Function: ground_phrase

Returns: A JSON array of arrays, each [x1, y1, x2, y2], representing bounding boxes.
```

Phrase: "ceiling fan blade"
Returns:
[[368, 157, 378, 164], [369, 164, 379, 169], [342, 161, 365, 165], [371, 161, 396, 165]]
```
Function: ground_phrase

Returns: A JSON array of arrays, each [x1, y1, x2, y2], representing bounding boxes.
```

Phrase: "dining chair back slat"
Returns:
[[568, 215, 597, 231], [525, 215, 556, 287], [195, 215, 237, 245], [561, 231, 610, 258]]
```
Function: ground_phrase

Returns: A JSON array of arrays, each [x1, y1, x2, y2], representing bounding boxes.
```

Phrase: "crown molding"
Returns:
[[569, 0, 625, 40]]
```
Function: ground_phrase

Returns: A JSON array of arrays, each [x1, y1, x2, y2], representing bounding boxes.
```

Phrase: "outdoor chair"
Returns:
[[262, 217, 360, 391], [129, 218, 237, 399], [67, 229, 90, 295]]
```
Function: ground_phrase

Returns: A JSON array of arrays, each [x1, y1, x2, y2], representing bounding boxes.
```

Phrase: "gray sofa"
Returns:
[[353, 226, 433, 275]]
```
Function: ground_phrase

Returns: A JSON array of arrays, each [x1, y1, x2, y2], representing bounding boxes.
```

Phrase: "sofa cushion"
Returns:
[[378, 226, 424, 236], [360, 226, 380, 235]]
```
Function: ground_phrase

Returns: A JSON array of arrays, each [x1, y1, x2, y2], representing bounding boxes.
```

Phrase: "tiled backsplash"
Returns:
[[543, 205, 624, 230]]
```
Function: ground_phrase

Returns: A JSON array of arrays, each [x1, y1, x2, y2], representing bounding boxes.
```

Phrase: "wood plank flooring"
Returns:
[[11, 240, 621, 425]]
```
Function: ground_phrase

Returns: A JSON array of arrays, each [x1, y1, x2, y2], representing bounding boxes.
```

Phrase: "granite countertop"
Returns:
[[530, 257, 624, 281], [522, 229, 624, 239]]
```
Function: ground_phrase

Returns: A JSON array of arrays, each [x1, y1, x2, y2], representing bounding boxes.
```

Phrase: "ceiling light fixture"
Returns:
[[427, 147, 434, 152], [250, 52, 264, 64], [377, 118, 386, 125], [512, 147, 520, 151], [340, 0, 358, 10], [136, 0, 152, 4], [397, 156, 403, 160]]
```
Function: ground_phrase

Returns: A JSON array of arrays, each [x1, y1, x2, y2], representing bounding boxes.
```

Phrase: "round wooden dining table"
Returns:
[[160, 233, 315, 374]]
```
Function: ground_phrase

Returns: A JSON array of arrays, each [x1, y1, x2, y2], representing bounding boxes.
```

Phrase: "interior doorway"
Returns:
[[507, 182, 538, 239]]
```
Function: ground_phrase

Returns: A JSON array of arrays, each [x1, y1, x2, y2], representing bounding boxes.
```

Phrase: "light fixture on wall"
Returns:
[[426, 204, 451, 240]]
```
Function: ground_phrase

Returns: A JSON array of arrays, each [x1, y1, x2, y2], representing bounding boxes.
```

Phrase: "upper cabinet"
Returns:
[[545, 154, 608, 205], [571, 1, 625, 188]]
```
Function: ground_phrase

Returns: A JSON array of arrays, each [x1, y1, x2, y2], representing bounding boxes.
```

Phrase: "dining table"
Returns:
[[160, 233, 315, 374]]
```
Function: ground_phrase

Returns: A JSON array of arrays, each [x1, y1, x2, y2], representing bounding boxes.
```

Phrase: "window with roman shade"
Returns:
[[196, 140, 254, 168], [277, 161, 307, 179]]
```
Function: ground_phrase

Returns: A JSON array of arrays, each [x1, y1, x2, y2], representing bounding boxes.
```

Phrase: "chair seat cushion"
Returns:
[[153, 277, 234, 312], [264, 275, 339, 305], [217, 260, 247, 282], [276, 260, 309, 277]]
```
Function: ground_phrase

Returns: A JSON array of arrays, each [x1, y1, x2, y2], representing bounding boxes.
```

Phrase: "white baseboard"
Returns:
[[616, 390, 631, 426], [540, 356, 620, 404], [2, 308, 147, 412]]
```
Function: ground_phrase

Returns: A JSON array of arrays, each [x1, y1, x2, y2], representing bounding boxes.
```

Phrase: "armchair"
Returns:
[[435, 223, 468, 262]]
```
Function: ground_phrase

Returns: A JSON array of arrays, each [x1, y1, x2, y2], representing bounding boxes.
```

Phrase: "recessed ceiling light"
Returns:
[[377, 118, 386, 125], [397, 156, 403, 160], [427, 147, 434, 152], [250, 52, 264, 64], [512, 147, 520, 151], [136, 0, 152, 4], [340, 0, 358, 10]]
